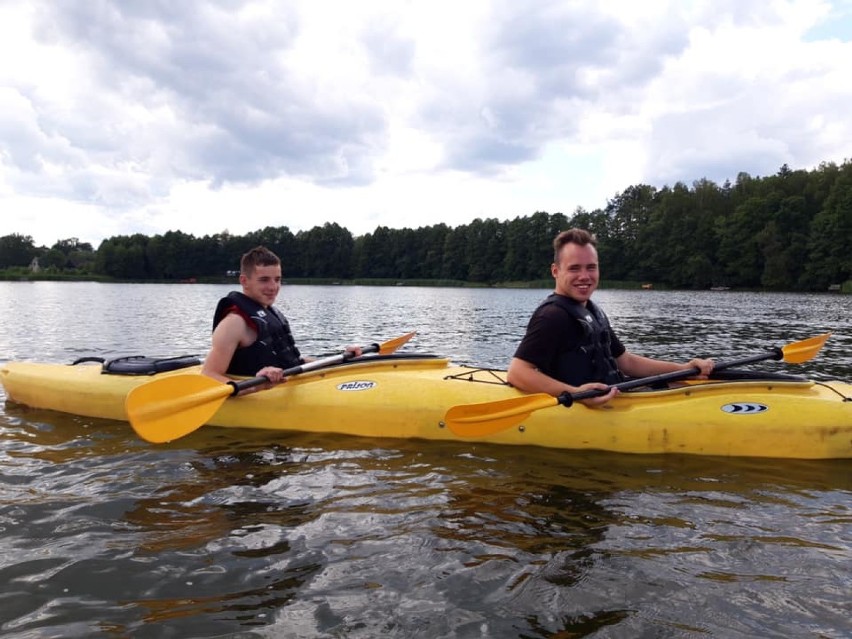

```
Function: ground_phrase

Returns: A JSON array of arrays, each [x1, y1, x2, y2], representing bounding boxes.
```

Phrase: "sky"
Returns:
[[1, 0, 851, 248]]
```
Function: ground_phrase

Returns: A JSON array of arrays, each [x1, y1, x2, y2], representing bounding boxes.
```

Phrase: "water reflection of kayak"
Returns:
[[2, 353, 850, 460]]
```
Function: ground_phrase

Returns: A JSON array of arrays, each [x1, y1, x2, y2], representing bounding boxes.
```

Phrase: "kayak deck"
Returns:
[[2, 354, 851, 459]]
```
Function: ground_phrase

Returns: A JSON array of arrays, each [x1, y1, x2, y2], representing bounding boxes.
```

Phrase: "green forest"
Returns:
[[2, 160, 850, 291]]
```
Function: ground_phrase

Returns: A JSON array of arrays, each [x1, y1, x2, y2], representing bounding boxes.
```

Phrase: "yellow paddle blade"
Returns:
[[126, 374, 232, 444], [378, 331, 416, 354], [780, 332, 830, 364], [445, 394, 558, 437]]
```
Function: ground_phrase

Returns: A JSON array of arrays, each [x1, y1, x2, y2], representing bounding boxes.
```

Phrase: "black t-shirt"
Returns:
[[513, 301, 626, 379]]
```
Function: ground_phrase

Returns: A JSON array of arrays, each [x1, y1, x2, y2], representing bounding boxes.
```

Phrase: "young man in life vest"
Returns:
[[507, 228, 714, 406], [201, 246, 361, 394]]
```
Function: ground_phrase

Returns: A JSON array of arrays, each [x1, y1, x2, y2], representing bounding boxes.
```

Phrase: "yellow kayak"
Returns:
[[2, 353, 850, 459]]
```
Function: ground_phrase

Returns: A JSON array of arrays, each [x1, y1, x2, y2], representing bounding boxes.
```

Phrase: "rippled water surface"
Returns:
[[1, 282, 850, 638]]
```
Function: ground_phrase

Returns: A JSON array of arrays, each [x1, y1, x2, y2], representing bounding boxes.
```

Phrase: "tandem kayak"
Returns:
[[2, 352, 850, 459]]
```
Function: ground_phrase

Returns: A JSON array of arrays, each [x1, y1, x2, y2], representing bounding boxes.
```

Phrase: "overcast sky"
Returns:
[[1, 0, 850, 248]]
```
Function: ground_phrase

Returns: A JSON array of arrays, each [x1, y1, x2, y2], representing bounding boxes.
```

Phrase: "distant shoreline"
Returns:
[[1, 272, 850, 293]]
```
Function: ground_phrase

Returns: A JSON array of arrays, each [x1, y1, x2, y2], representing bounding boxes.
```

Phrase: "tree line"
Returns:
[[2, 160, 850, 291]]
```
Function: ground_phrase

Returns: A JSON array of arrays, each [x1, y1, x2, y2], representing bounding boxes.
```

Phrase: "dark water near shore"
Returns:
[[1, 282, 850, 638]]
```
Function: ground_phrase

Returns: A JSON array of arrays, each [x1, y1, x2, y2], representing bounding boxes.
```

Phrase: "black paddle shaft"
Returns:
[[225, 344, 377, 396], [556, 347, 784, 408]]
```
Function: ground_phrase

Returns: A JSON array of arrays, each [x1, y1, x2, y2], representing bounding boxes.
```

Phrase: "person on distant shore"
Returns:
[[507, 228, 714, 406], [201, 246, 361, 394]]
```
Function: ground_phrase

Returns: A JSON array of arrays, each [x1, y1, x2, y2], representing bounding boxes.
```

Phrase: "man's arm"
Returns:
[[508, 357, 569, 395], [616, 352, 714, 378], [201, 313, 250, 383], [507, 357, 617, 406]]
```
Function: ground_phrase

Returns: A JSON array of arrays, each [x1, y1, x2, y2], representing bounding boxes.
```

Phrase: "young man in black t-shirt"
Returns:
[[507, 229, 714, 406]]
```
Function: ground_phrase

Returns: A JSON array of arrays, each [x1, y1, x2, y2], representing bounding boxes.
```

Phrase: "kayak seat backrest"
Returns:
[[70, 355, 201, 376]]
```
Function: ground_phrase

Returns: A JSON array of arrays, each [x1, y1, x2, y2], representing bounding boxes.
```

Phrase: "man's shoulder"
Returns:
[[533, 302, 565, 319], [535, 295, 582, 317], [527, 303, 582, 336], [219, 306, 257, 331]]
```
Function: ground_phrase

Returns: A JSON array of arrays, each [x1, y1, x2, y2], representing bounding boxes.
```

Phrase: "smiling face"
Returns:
[[551, 241, 599, 305], [240, 263, 282, 308]]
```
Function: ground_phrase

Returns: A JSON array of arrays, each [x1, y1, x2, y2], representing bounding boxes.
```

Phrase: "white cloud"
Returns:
[[1, 0, 850, 247]]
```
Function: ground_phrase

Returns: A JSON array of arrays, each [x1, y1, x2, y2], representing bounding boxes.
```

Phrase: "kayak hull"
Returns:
[[2, 355, 851, 459]]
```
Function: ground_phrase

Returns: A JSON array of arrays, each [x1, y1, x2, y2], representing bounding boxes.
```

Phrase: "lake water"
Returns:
[[0, 282, 850, 638]]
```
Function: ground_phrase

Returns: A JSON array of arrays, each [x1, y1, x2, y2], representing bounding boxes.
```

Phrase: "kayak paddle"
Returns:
[[127, 331, 416, 444], [444, 333, 831, 437]]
